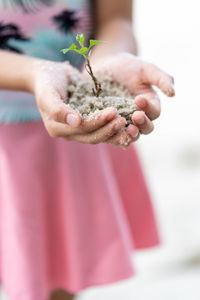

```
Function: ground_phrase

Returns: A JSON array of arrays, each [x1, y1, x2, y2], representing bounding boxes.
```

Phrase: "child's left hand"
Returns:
[[89, 52, 175, 148]]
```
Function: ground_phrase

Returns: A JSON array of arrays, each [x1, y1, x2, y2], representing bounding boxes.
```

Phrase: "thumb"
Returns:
[[143, 63, 175, 97], [38, 89, 81, 128]]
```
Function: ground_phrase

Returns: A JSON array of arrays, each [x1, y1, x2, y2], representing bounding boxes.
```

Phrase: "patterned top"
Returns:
[[0, 0, 92, 123]]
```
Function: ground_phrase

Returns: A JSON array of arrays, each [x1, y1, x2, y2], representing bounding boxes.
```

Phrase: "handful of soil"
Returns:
[[64, 71, 138, 125]]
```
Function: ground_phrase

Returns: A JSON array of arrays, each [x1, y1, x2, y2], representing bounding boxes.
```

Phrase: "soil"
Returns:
[[64, 70, 138, 125]]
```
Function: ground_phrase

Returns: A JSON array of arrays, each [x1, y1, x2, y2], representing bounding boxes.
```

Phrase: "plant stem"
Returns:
[[85, 57, 102, 97]]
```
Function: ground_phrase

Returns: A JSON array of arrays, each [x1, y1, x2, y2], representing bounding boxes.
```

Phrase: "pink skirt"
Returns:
[[0, 122, 159, 300]]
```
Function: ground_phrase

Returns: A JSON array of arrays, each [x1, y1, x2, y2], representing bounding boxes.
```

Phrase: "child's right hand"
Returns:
[[33, 60, 134, 146]]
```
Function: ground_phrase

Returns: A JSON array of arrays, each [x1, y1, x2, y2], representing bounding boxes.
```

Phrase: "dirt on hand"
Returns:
[[64, 70, 138, 125]]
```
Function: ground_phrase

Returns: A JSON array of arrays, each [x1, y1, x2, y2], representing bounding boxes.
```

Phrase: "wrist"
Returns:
[[92, 19, 138, 62], [24, 57, 43, 94], [30, 59, 75, 95]]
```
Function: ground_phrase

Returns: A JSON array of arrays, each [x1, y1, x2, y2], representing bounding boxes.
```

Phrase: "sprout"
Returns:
[[61, 33, 103, 97]]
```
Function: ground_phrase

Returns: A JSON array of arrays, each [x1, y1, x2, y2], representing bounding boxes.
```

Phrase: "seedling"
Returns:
[[61, 33, 103, 97]]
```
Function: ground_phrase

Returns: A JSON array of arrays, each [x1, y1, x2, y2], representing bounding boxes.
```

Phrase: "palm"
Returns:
[[89, 52, 175, 140], [92, 53, 174, 97], [35, 61, 70, 103]]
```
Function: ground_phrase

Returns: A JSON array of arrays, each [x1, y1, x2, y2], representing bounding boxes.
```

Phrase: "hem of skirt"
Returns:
[[1, 270, 134, 300], [0, 242, 160, 299], [51, 269, 135, 295]]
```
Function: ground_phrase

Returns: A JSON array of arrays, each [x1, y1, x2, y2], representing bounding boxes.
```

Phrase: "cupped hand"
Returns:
[[90, 52, 175, 147], [33, 60, 126, 145]]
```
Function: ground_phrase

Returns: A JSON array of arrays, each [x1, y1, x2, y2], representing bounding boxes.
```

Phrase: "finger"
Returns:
[[43, 119, 73, 138], [106, 125, 140, 148], [44, 114, 122, 139], [143, 63, 175, 97], [72, 117, 126, 144], [134, 91, 161, 120], [132, 111, 154, 135], [126, 124, 140, 140], [47, 108, 118, 137], [38, 89, 81, 128], [80, 107, 118, 133]]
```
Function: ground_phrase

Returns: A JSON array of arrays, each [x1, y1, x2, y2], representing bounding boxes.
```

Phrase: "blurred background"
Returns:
[[1, 0, 200, 299]]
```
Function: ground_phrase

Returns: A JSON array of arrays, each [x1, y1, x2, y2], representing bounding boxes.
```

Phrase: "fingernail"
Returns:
[[138, 98, 146, 108], [66, 114, 79, 127], [104, 108, 117, 121], [114, 122, 123, 131], [106, 113, 116, 121], [131, 131, 139, 138], [167, 88, 175, 97], [136, 117, 145, 125]]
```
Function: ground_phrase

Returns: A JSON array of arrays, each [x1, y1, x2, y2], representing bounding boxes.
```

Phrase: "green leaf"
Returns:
[[61, 43, 80, 54], [76, 33, 85, 47], [61, 48, 69, 54], [78, 47, 88, 55], [89, 39, 103, 49]]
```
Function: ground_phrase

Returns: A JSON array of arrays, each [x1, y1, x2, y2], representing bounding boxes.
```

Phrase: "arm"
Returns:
[[91, 0, 137, 60], [0, 50, 126, 144], [0, 50, 35, 92]]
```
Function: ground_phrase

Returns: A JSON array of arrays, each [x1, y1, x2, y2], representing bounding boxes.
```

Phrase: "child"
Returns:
[[0, 0, 174, 299]]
